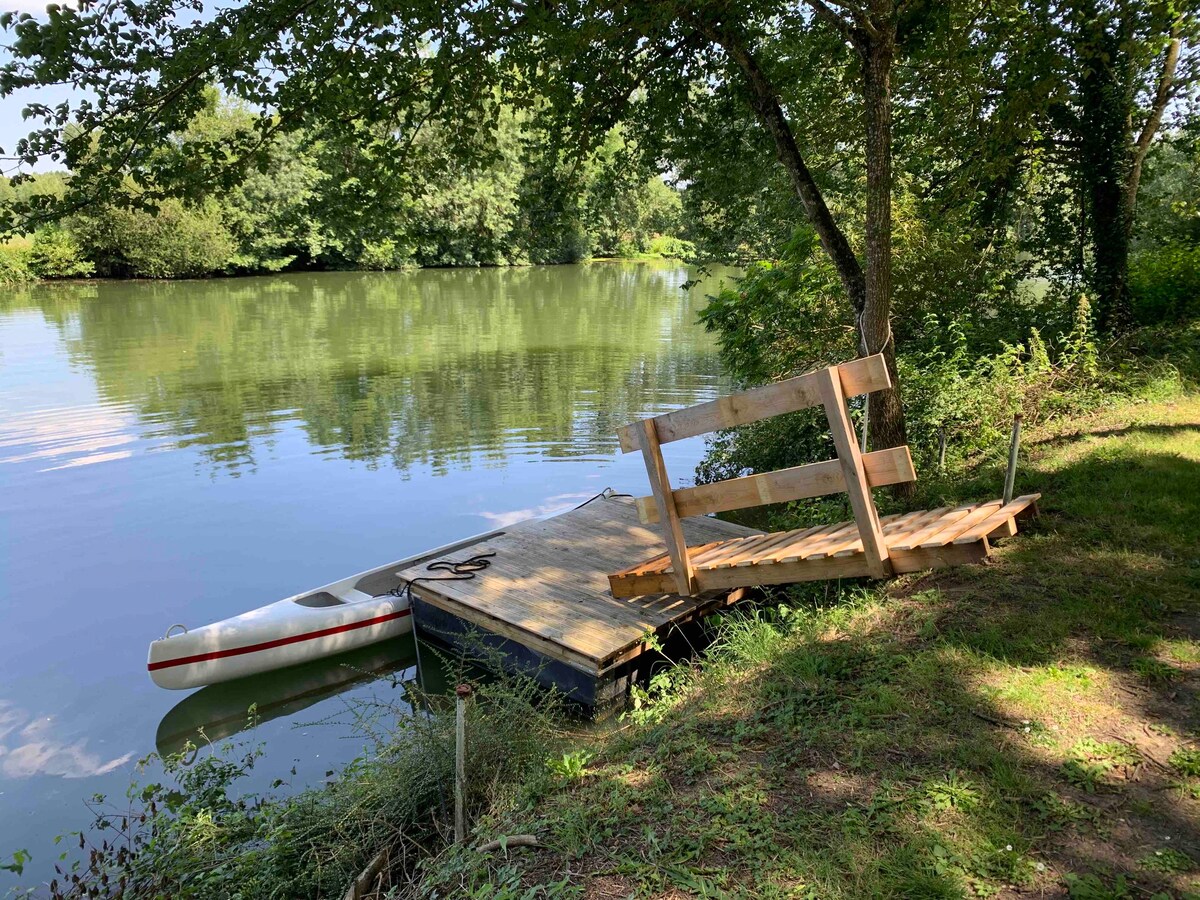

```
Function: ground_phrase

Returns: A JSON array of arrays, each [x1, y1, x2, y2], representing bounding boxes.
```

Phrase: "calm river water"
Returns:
[[0, 261, 731, 887]]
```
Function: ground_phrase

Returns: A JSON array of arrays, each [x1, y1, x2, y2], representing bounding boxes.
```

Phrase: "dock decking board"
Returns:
[[397, 496, 759, 676]]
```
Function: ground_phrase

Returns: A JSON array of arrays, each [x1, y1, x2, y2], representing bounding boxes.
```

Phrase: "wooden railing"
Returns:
[[618, 353, 911, 595]]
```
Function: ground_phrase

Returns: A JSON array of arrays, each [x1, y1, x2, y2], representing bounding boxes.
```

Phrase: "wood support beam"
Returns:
[[817, 366, 892, 578], [638, 418, 697, 596]]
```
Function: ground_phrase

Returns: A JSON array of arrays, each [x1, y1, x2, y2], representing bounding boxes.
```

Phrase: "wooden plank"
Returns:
[[703, 528, 818, 569], [917, 501, 1003, 548], [892, 506, 972, 549], [883, 505, 951, 541], [634, 446, 916, 524], [637, 419, 697, 595], [404, 498, 758, 659], [775, 520, 858, 563], [455, 539, 661, 625], [395, 495, 766, 675], [890, 539, 990, 573], [988, 518, 1017, 539], [686, 531, 772, 565], [985, 497, 1038, 539], [595, 588, 749, 671], [617, 354, 891, 453], [888, 504, 974, 551], [416, 557, 654, 652], [952, 494, 1042, 544], [608, 506, 757, 578], [732, 527, 825, 567], [615, 551, 670, 578], [699, 522, 853, 571], [823, 509, 933, 559], [817, 367, 892, 578], [695, 554, 875, 591], [608, 569, 683, 599], [458, 527, 716, 634], [692, 534, 776, 570], [610, 533, 996, 599]]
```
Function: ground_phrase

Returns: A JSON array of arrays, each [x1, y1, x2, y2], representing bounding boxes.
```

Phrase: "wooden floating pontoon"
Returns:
[[398, 496, 760, 706], [608, 353, 1040, 599]]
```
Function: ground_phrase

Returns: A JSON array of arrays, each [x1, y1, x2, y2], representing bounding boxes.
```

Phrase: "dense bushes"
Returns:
[[0, 238, 31, 285], [27, 228, 94, 278], [695, 231, 1197, 499], [1129, 243, 1200, 324], [68, 199, 235, 279], [0, 230, 93, 283]]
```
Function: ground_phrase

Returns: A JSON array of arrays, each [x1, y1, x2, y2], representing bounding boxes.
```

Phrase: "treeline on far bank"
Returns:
[[0, 93, 692, 283]]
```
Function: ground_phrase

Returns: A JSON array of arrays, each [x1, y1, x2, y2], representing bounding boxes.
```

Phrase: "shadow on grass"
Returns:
[[1028, 419, 1200, 450], [495, 417, 1200, 898]]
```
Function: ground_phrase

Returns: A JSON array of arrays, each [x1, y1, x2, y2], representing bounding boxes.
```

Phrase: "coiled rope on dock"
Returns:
[[373, 551, 497, 604]]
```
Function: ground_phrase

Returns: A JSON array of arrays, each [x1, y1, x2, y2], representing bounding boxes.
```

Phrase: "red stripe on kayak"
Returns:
[[147, 608, 412, 671]]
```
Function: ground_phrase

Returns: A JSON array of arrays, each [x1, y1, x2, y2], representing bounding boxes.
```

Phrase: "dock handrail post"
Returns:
[[1003, 414, 1023, 506], [455, 683, 473, 843]]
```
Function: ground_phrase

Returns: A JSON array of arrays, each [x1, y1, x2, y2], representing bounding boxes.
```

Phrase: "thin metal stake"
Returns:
[[937, 429, 948, 475], [1003, 414, 1023, 505], [454, 683, 472, 843]]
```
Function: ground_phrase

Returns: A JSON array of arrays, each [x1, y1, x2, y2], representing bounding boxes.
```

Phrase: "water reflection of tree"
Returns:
[[6, 264, 729, 474]]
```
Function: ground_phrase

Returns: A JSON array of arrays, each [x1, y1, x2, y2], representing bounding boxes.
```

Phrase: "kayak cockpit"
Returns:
[[293, 591, 347, 608]]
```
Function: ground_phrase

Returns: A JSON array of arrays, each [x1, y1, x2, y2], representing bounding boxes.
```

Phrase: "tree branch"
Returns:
[[1126, 33, 1181, 227], [802, 0, 857, 42], [697, 17, 867, 314]]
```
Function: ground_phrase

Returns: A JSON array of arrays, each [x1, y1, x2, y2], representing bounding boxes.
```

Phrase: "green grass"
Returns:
[[425, 396, 1200, 899]]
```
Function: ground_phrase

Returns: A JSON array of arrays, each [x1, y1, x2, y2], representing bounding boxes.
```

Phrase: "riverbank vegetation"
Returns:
[[9, 387, 1198, 898], [0, 94, 691, 281], [4, 648, 568, 899]]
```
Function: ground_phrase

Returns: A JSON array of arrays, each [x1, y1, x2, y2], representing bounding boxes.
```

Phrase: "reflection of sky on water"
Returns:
[[0, 702, 134, 780], [0, 403, 142, 471], [477, 491, 599, 527]]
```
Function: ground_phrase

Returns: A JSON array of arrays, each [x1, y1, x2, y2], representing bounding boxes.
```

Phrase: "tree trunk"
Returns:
[[1126, 36, 1181, 236], [1077, 17, 1179, 334], [1076, 7, 1135, 334], [856, 19, 907, 456], [709, 28, 867, 315], [708, 19, 910, 478]]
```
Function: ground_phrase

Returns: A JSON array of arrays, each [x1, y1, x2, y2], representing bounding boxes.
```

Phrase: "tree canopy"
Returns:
[[3, 0, 1199, 447]]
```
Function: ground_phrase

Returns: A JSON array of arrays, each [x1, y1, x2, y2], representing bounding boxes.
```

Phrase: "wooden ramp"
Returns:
[[609, 353, 1042, 599], [397, 495, 758, 705], [610, 495, 1040, 598]]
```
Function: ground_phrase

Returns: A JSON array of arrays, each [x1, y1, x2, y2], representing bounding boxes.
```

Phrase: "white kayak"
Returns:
[[147, 530, 502, 690]]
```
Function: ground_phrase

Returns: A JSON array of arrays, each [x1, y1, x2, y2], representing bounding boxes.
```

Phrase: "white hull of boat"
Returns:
[[147, 530, 503, 690], [148, 594, 413, 690]]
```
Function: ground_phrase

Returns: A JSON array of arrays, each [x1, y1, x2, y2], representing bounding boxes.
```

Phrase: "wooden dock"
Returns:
[[398, 494, 758, 706]]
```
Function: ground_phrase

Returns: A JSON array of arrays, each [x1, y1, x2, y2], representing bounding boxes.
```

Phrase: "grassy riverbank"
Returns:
[[428, 394, 1200, 899], [13, 392, 1198, 899]]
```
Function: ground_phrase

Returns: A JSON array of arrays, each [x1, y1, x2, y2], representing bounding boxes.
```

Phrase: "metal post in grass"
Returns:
[[937, 429, 948, 475], [1003, 414, 1023, 505], [454, 683, 473, 844]]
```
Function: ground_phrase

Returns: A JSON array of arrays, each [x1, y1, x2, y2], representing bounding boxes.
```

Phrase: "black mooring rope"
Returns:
[[373, 551, 497, 603], [572, 487, 634, 510]]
